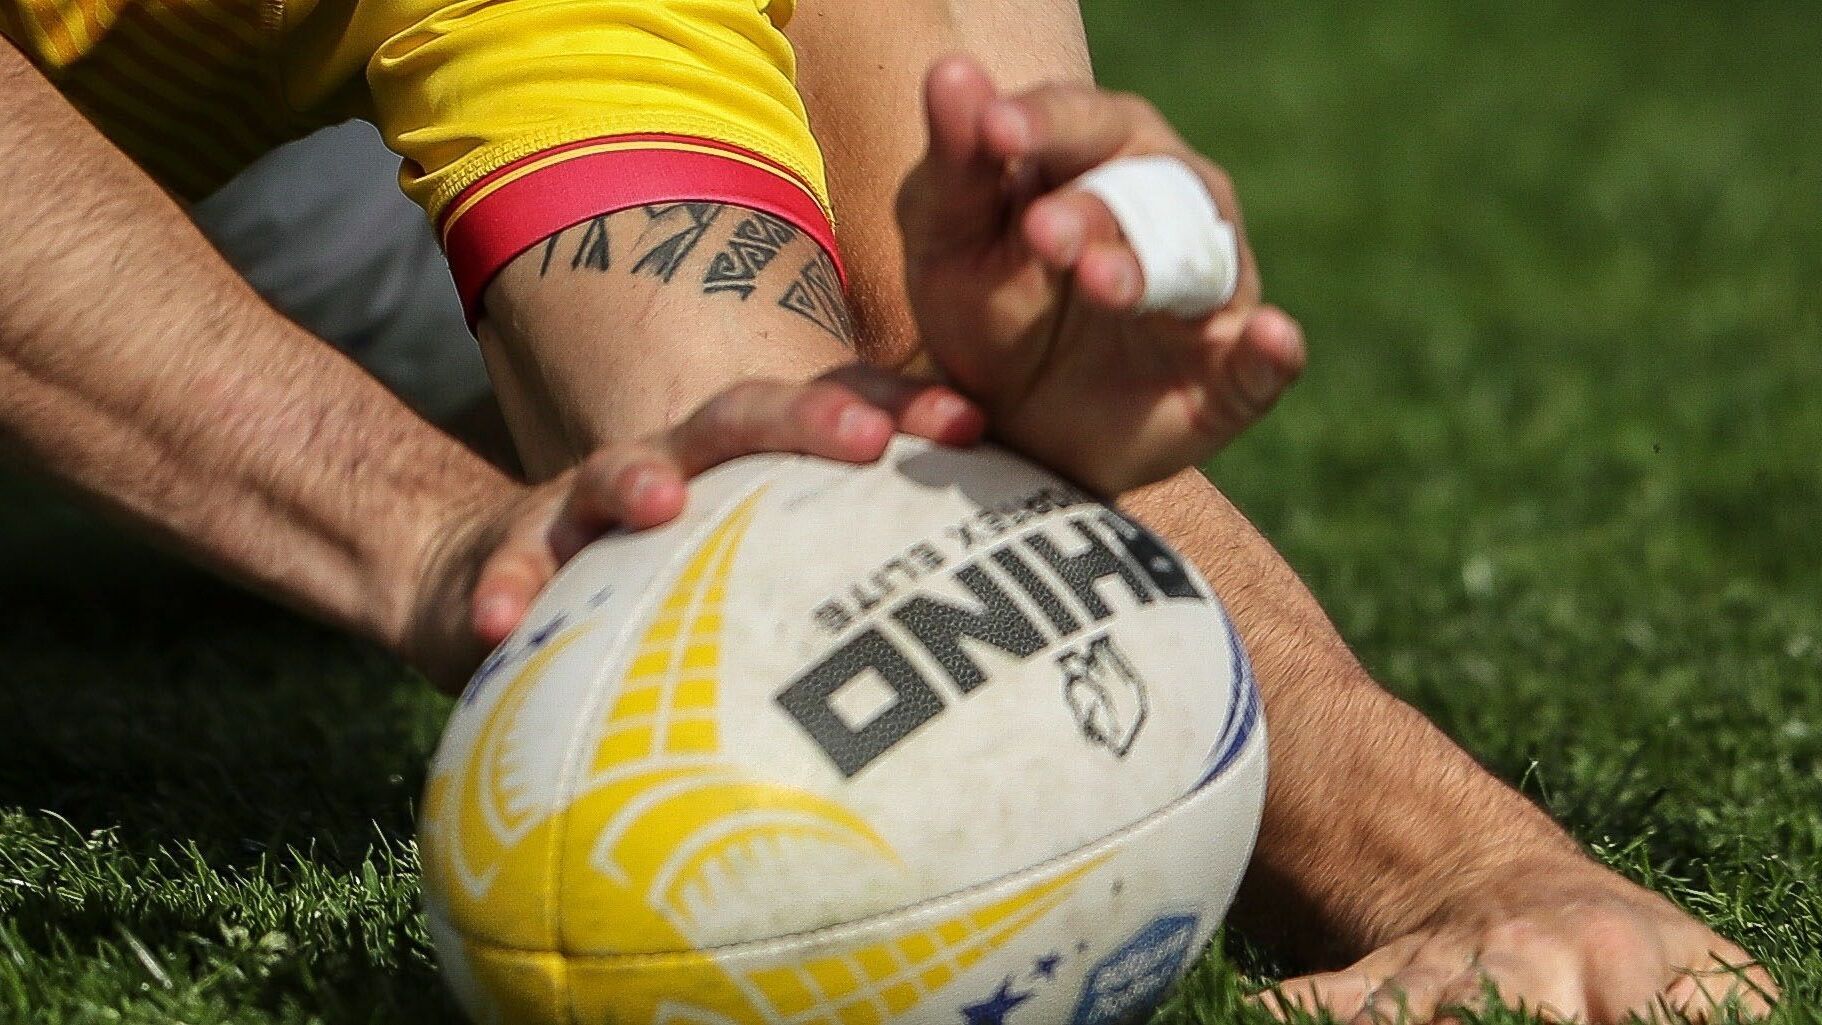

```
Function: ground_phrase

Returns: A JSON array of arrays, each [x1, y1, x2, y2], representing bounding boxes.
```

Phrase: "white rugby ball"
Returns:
[[419, 436, 1266, 1025]]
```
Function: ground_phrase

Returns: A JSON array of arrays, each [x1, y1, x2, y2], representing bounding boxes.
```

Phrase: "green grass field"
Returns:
[[3, 0, 1819, 1021]]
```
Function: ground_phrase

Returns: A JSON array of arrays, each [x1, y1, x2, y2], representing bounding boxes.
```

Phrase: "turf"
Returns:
[[2, 0, 1818, 1021]]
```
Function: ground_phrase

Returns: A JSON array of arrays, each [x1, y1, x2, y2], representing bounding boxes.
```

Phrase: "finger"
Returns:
[[1260, 971, 1379, 1023], [1225, 305, 1307, 412], [1262, 938, 1427, 1021], [901, 55, 1007, 251], [548, 372, 917, 565], [983, 84, 1159, 185], [1073, 238, 1145, 311], [897, 386, 988, 446], [551, 374, 897, 561], [1351, 954, 1469, 1025], [470, 528, 560, 647], [1179, 309, 1292, 447], [925, 54, 999, 171], [1432, 951, 1585, 1025], [667, 378, 898, 474], [819, 365, 988, 446], [1077, 154, 1255, 320], [550, 372, 984, 569], [552, 446, 690, 562], [1656, 956, 1777, 1024], [1022, 189, 1125, 273]]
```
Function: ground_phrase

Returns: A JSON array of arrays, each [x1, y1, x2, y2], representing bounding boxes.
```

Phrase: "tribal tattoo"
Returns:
[[532, 203, 854, 346], [701, 212, 797, 299], [630, 203, 723, 283], [777, 250, 855, 346], [538, 215, 612, 275]]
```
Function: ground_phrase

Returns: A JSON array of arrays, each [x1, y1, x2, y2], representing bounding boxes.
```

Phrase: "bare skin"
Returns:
[[897, 58, 1305, 494], [781, 5, 1776, 1021], [0, 13, 1773, 1023], [0, 42, 985, 692], [473, 169, 1299, 497], [1, 25, 1293, 685]]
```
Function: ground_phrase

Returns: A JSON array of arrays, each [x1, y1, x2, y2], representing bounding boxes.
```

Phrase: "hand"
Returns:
[[403, 366, 985, 690], [896, 56, 1306, 496], [1263, 856, 1776, 1024]]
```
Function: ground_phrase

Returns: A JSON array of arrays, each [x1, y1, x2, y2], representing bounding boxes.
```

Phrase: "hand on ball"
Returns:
[[403, 367, 985, 690]]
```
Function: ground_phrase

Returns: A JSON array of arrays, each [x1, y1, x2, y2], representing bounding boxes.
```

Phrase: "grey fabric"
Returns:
[[191, 120, 491, 420]]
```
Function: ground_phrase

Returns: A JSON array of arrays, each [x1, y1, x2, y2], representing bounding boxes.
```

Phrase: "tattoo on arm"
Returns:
[[630, 203, 723, 282], [538, 215, 612, 276], [777, 250, 855, 346], [702, 212, 797, 299], [530, 202, 854, 346]]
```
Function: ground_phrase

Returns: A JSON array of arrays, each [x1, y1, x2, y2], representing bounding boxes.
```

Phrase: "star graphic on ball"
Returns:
[[1032, 953, 1062, 980], [961, 977, 1034, 1025]]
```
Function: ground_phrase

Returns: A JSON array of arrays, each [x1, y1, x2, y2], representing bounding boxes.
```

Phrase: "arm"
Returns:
[[0, 41, 979, 691], [397, 0, 1560, 960], [0, 41, 498, 661], [304, 0, 1287, 493], [786, 0, 1570, 954], [783, 5, 1771, 1020]]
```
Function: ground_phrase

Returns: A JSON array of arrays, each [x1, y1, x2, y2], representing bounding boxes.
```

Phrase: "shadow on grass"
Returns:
[[0, 476, 447, 863], [0, 476, 456, 1021]]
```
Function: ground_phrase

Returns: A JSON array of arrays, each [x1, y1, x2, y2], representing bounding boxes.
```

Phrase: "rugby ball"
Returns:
[[419, 436, 1266, 1025]]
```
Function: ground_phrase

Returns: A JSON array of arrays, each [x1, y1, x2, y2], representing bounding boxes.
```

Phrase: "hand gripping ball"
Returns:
[[420, 437, 1266, 1025]]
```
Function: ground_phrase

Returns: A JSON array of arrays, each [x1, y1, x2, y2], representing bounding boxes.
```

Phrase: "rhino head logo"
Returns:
[[1060, 633, 1149, 758]]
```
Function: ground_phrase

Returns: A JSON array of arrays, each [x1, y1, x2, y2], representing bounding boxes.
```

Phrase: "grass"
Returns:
[[2, 0, 1819, 1020]]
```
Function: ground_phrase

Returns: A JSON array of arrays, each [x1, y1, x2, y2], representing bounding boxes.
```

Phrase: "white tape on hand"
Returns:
[[1071, 154, 1240, 319]]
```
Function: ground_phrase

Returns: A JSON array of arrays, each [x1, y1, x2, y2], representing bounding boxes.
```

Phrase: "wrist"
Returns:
[[382, 455, 524, 676], [1233, 678, 1588, 963], [1414, 846, 1624, 931]]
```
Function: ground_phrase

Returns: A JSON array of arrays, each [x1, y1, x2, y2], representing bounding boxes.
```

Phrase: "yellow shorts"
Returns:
[[3, 0, 837, 321]]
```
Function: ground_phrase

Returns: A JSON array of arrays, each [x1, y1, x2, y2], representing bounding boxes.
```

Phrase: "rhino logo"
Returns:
[[1060, 634, 1148, 758]]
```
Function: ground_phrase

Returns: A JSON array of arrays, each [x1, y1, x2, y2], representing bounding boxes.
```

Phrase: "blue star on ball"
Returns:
[[961, 978, 1033, 1025]]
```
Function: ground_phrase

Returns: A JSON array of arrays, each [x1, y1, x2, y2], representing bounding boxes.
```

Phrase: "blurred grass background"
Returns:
[[2, 0, 1818, 1020]]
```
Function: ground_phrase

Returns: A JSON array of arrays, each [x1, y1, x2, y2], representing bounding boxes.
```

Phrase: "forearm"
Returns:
[[1124, 472, 1584, 960], [477, 207, 1584, 966], [0, 46, 510, 652], [786, 0, 1587, 964]]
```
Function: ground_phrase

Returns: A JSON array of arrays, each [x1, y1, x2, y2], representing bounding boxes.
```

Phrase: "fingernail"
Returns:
[[986, 102, 1031, 151], [474, 594, 516, 634], [837, 405, 877, 443], [624, 466, 659, 505], [1115, 264, 1141, 305], [1048, 208, 1085, 263], [929, 392, 968, 422]]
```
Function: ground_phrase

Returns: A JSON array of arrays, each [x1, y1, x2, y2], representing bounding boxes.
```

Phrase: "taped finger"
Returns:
[[1072, 154, 1241, 318], [1023, 185, 1128, 271]]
